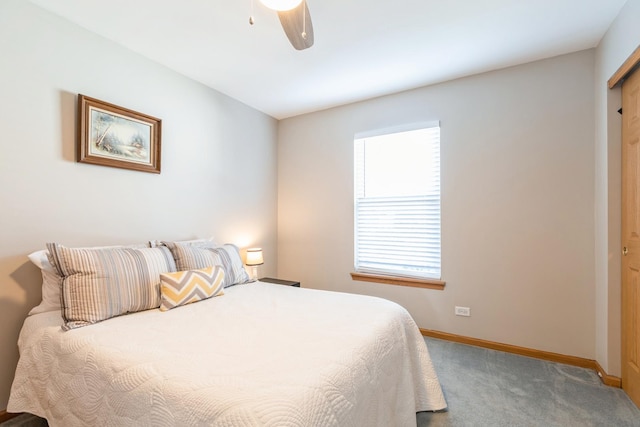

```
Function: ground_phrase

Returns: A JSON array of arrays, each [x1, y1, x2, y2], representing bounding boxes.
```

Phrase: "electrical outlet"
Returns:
[[455, 306, 471, 317]]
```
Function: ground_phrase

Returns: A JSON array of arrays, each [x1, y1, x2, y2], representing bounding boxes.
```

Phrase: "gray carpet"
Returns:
[[3, 337, 640, 426], [419, 337, 640, 426], [0, 414, 46, 427]]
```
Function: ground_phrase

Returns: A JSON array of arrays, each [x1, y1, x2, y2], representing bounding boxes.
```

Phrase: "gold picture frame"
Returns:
[[78, 94, 162, 174]]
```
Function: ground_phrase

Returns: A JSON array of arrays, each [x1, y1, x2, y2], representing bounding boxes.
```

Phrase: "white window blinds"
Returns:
[[354, 125, 441, 279]]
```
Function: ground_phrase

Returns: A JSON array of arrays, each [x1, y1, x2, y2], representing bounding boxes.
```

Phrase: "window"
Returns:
[[354, 124, 441, 282]]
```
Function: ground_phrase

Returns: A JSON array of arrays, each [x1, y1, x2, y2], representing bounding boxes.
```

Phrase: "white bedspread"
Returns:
[[8, 282, 446, 426]]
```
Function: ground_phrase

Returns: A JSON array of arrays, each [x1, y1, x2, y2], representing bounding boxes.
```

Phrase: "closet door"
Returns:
[[621, 66, 640, 409]]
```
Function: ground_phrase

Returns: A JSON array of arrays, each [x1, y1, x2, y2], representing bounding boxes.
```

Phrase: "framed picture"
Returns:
[[78, 95, 162, 174]]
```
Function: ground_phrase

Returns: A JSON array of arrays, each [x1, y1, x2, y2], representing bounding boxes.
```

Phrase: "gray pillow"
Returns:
[[47, 243, 177, 330], [162, 242, 250, 288]]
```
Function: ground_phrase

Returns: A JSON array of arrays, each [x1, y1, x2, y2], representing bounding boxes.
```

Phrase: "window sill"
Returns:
[[350, 272, 445, 290]]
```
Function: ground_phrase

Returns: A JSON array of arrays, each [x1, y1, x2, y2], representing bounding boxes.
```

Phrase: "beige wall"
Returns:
[[594, 0, 640, 377], [0, 1, 278, 410], [278, 50, 596, 359]]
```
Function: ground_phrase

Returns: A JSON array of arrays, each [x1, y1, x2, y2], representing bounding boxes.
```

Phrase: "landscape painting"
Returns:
[[89, 109, 151, 163], [77, 95, 162, 174]]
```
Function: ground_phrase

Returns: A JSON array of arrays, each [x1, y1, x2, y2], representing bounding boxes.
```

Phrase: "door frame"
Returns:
[[611, 44, 640, 405], [608, 45, 640, 89]]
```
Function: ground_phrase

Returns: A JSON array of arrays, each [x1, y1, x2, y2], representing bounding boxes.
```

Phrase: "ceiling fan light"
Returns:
[[259, 0, 303, 12]]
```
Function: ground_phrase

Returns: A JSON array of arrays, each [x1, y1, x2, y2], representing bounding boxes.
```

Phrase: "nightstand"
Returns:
[[259, 277, 300, 287]]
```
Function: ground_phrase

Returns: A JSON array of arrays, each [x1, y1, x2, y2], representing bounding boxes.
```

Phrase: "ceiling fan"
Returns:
[[253, 0, 314, 50]]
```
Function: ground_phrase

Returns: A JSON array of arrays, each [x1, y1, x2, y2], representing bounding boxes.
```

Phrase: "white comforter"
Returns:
[[8, 282, 446, 426]]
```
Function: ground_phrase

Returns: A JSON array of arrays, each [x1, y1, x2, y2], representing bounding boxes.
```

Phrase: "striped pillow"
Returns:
[[29, 242, 150, 316], [47, 243, 177, 330], [163, 242, 250, 288], [159, 266, 225, 311]]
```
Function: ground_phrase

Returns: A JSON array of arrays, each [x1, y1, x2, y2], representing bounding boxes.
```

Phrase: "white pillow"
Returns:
[[27, 249, 50, 271], [27, 250, 60, 315], [149, 236, 217, 248]]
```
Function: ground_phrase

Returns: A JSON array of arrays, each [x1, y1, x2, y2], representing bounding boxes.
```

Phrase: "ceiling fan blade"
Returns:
[[277, 0, 314, 50]]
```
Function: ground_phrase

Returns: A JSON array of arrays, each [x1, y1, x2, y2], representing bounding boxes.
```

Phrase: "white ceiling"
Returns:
[[29, 0, 627, 119]]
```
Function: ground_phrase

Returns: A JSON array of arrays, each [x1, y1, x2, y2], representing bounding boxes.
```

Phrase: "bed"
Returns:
[[8, 242, 446, 426]]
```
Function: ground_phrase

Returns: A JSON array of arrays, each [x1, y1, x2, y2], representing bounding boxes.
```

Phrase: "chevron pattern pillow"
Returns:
[[159, 266, 225, 311]]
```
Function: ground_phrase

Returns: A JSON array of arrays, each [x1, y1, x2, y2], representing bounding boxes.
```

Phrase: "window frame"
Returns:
[[351, 122, 445, 290]]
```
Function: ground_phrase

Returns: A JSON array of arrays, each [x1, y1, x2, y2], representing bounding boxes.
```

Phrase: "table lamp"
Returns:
[[246, 248, 264, 282]]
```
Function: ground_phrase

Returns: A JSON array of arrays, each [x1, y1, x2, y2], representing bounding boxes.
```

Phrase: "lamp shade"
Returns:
[[259, 0, 302, 11], [246, 248, 264, 266]]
